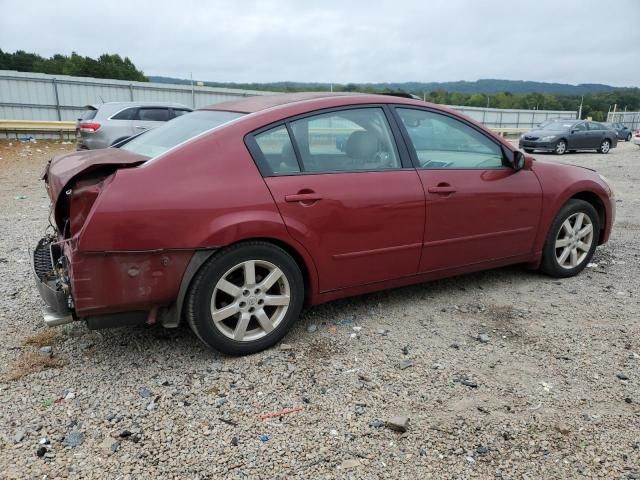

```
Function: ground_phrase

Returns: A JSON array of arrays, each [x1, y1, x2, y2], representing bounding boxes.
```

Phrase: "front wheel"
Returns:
[[554, 140, 567, 155], [185, 241, 304, 355], [541, 199, 599, 278]]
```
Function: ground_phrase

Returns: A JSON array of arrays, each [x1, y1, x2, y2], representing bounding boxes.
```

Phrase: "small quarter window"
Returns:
[[254, 126, 300, 175], [136, 108, 170, 122]]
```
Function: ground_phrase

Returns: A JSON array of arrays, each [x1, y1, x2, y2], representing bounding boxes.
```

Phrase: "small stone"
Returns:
[[555, 424, 570, 435], [399, 359, 414, 370], [340, 458, 361, 469], [402, 345, 410, 355], [215, 397, 228, 408], [39, 437, 49, 445], [476, 446, 489, 454], [449, 343, 460, 349], [306, 324, 318, 333], [105, 413, 116, 421], [14, 429, 25, 443], [259, 434, 269, 443], [231, 436, 239, 446], [139, 386, 152, 398], [419, 447, 427, 456], [369, 419, 384, 428], [432, 363, 444, 370], [119, 430, 133, 438], [44, 452, 55, 459], [79, 341, 94, 350], [329, 429, 338, 436], [625, 397, 632, 404], [477, 334, 490, 344], [36, 446, 46, 457], [39, 346, 52, 354], [617, 373, 629, 381], [354, 405, 366, 416], [279, 343, 293, 351], [352, 326, 362, 332], [386, 415, 409, 433], [376, 329, 388, 336], [461, 379, 478, 388], [62, 431, 84, 448], [64, 391, 75, 400], [465, 456, 476, 464]]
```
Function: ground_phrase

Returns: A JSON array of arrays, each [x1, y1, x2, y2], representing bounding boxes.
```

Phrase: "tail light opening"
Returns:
[[79, 122, 101, 133]]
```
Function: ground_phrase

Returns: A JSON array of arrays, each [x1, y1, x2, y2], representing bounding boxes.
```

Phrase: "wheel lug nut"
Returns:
[[254, 288, 261, 294], [239, 301, 246, 308], [249, 307, 255, 313]]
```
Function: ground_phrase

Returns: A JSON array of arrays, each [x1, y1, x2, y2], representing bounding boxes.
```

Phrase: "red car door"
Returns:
[[394, 107, 542, 272], [248, 107, 425, 292]]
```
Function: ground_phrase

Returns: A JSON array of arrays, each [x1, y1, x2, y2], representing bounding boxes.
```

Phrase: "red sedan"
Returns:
[[34, 93, 615, 355]]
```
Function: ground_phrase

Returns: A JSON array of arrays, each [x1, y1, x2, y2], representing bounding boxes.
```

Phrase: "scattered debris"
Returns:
[[617, 373, 629, 381], [306, 324, 318, 333], [62, 431, 84, 448], [257, 406, 304, 420], [477, 333, 490, 344], [386, 416, 409, 433], [259, 434, 269, 443], [369, 419, 385, 428], [399, 359, 414, 370], [461, 379, 478, 388]]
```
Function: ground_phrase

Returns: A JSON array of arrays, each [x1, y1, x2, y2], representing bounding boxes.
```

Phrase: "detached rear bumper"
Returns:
[[33, 236, 75, 326]]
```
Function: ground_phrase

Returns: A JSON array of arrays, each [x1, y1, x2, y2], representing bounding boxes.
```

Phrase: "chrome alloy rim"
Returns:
[[555, 141, 567, 154], [554, 212, 594, 269], [210, 260, 290, 342], [601, 140, 610, 153]]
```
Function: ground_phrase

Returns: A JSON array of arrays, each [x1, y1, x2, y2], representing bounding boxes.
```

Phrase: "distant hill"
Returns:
[[149, 76, 624, 95]]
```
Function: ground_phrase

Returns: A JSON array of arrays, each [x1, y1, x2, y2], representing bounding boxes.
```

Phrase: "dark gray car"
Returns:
[[77, 102, 192, 150], [604, 122, 633, 141], [519, 120, 618, 155]]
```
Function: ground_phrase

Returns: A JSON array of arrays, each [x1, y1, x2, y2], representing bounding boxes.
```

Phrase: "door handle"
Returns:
[[134, 125, 147, 130], [284, 192, 323, 203], [428, 184, 456, 194]]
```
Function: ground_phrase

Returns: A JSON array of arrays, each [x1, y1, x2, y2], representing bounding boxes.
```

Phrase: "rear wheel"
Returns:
[[554, 140, 567, 155], [626, 133, 632, 142], [598, 139, 611, 154], [185, 241, 304, 355], [541, 199, 599, 278], [524, 148, 534, 153]]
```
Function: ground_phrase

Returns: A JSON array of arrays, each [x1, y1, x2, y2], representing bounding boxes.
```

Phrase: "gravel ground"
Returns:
[[0, 139, 638, 479]]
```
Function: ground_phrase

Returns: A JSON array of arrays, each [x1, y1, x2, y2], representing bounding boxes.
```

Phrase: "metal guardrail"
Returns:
[[0, 120, 75, 139]]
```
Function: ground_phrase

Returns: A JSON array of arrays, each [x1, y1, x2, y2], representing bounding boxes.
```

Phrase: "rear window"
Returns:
[[120, 110, 244, 158], [111, 107, 137, 120], [80, 108, 97, 121]]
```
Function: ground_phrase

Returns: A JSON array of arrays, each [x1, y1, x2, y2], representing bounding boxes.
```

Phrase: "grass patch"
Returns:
[[23, 329, 62, 347], [3, 351, 64, 382]]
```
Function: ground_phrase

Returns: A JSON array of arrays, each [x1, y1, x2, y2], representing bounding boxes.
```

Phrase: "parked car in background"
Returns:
[[519, 119, 618, 155], [35, 93, 615, 355], [633, 129, 640, 147], [604, 122, 633, 141], [76, 102, 192, 150], [536, 118, 574, 128]]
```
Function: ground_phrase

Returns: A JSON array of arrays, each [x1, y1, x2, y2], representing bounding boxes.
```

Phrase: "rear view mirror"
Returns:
[[513, 151, 525, 171]]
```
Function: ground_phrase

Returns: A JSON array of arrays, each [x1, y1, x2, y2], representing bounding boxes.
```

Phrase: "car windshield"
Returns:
[[121, 110, 245, 158], [541, 121, 573, 131]]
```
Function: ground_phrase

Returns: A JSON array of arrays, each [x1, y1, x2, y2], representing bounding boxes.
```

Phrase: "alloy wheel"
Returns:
[[600, 140, 610, 153], [554, 212, 594, 269], [209, 260, 291, 342], [555, 140, 567, 155]]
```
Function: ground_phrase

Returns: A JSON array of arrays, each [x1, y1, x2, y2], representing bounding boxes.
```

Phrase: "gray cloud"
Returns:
[[1, 0, 639, 86]]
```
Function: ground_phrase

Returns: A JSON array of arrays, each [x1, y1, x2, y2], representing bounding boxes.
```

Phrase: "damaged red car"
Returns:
[[34, 92, 615, 355]]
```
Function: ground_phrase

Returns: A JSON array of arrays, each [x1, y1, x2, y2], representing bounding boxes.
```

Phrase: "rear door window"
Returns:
[[288, 107, 401, 172], [136, 108, 171, 122]]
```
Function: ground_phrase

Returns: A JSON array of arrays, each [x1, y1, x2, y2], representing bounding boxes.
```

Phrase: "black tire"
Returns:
[[626, 133, 632, 142], [524, 148, 534, 153], [540, 199, 599, 278], [598, 139, 611, 154], [185, 241, 304, 355], [554, 139, 567, 155]]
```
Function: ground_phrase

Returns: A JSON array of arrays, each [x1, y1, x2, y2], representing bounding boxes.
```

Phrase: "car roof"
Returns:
[[199, 92, 369, 113], [85, 101, 191, 110]]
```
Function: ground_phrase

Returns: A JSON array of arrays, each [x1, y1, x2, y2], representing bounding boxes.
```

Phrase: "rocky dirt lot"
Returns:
[[0, 139, 638, 479]]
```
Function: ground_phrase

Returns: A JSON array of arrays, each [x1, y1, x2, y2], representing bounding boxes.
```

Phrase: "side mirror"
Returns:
[[513, 151, 525, 171], [502, 146, 525, 171]]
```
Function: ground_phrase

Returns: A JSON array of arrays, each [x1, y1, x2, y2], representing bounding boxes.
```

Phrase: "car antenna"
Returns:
[[99, 96, 105, 104]]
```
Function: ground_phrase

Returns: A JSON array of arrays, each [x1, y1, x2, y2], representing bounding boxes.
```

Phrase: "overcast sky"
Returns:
[[1, 0, 639, 86]]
